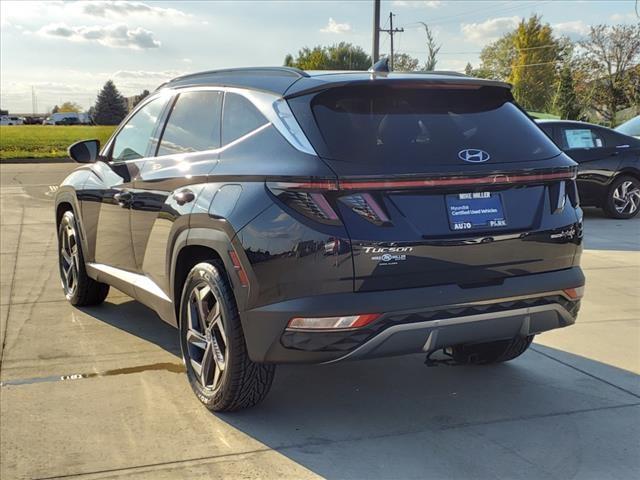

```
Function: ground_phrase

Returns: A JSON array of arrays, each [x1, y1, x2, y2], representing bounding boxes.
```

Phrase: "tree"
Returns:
[[51, 105, 60, 114], [509, 15, 563, 111], [93, 80, 127, 125], [58, 101, 82, 113], [464, 62, 473, 76], [388, 53, 420, 71], [132, 89, 150, 108], [418, 22, 440, 71], [553, 65, 581, 119], [284, 42, 371, 70], [577, 24, 640, 125], [477, 33, 517, 80]]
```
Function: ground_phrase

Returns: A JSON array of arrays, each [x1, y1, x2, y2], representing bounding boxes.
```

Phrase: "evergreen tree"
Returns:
[[509, 16, 560, 111], [554, 65, 581, 119], [51, 105, 60, 114], [93, 80, 127, 125], [464, 62, 473, 76], [418, 22, 440, 71]]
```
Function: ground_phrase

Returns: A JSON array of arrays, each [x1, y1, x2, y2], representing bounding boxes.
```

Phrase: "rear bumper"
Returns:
[[241, 267, 584, 364]]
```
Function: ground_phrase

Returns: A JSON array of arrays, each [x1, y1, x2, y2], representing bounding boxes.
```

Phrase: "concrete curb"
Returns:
[[0, 157, 72, 164]]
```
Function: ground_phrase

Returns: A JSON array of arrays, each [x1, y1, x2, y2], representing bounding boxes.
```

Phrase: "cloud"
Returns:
[[393, 1, 443, 7], [553, 20, 590, 38], [461, 16, 519, 43], [112, 70, 182, 79], [38, 22, 161, 49], [610, 12, 636, 22], [320, 17, 351, 34], [80, 1, 189, 19]]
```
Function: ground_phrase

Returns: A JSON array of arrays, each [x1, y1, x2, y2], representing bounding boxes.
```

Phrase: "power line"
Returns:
[[402, 0, 551, 28], [401, 44, 559, 56]]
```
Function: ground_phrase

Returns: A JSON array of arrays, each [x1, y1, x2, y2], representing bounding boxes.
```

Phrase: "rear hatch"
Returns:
[[287, 81, 581, 292]]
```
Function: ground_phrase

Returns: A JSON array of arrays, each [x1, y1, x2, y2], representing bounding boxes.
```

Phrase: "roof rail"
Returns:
[[165, 66, 308, 85]]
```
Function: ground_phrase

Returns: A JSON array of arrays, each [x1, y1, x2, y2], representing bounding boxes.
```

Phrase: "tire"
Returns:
[[58, 210, 110, 306], [449, 335, 534, 365], [179, 261, 275, 411], [603, 175, 640, 219]]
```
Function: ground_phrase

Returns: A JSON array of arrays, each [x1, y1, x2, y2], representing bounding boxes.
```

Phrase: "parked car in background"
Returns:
[[538, 120, 640, 219], [43, 112, 90, 125], [615, 115, 640, 139], [0, 115, 25, 125], [56, 67, 585, 411], [23, 116, 45, 125]]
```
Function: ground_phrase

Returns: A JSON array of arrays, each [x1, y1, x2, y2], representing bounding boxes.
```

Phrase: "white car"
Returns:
[[0, 115, 25, 125], [43, 112, 90, 125], [615, 116, 640, 139]]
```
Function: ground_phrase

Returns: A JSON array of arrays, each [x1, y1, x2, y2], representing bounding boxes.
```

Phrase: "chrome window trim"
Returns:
[[154, 85, 317, 156]]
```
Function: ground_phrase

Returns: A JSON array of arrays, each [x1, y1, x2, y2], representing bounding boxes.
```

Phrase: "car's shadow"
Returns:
[[83, 298, 639, 479], [80, 298, 181, 357]]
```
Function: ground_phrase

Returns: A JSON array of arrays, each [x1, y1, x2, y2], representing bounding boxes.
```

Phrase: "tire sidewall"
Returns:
[[179, 262, 236, 409]]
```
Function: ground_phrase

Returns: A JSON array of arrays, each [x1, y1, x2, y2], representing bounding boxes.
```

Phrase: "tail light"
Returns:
[[267, 182, 341, 225], [287, 313, 381, 330], [340, 193, 390, 225]]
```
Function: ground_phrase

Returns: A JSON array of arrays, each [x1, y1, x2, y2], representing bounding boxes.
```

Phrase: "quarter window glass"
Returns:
[[222, 93, 268, 145], [111, 97, 166, 161], [563, 128, 604, 149], [158, 91, 222, 156]]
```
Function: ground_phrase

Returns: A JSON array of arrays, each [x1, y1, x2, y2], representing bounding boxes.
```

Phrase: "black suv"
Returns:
[[56, 67, 585, 411]]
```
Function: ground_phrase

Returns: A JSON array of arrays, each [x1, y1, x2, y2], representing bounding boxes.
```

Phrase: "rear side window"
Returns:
[[305, 85, 560, 165], [158, 91, 222, 156], [561, 127, 605, 149], [222, 93, 268, 145]]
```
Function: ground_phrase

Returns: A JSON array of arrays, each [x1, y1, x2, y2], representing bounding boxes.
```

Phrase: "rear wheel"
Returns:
[[58, 210, 109, 306], [603, 175, 640, 219], [179, 261, 275, 411], [449, 335, 534, 365]]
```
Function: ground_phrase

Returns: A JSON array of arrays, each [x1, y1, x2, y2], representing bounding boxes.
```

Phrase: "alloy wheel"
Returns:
[[59, 221, 79, 296], [612, 180, 640, 215], [185, 282, 228, 391]]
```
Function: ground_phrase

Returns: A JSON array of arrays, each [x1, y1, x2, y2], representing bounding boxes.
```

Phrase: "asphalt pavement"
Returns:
[[0, 162, 638, 480]]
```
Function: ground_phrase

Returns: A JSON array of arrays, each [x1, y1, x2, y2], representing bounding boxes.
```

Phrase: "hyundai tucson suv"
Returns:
[[55, 67, 585, 411], [538, 119, 640, 218]]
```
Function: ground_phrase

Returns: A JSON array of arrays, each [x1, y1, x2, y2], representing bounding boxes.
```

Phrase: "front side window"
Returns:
[[562, 128, 604, 149], [111, 97, 167, 161], [222, 93, 268, 145], [158, 90, 223, 156]]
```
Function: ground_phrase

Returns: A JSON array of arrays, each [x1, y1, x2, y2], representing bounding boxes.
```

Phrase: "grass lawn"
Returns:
[[0, 125, 116, 159]]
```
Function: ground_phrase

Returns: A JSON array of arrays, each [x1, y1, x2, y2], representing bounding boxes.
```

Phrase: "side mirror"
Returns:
[[68, 139, 100, 163]]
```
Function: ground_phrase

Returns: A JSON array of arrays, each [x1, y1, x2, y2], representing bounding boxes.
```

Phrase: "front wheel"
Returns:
[[179, 261, 275, 411], [58, 210, 109, 306], [449, 335, 534, 365], [603, 175, 640, 219]]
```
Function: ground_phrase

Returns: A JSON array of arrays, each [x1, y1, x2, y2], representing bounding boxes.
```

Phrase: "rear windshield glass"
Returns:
[[308, 85, 560, 164]]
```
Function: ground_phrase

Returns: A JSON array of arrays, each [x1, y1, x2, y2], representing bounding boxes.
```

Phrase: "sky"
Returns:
[[1, 0, 638, 113]]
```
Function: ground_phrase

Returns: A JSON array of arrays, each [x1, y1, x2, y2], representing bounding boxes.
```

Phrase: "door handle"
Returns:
[[173, 189, 195, 206], [113, 190, 133, 207]]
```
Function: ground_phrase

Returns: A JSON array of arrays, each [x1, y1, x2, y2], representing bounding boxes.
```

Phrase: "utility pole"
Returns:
[[372, 0, 380, 64], [380, 12, 403, 71]]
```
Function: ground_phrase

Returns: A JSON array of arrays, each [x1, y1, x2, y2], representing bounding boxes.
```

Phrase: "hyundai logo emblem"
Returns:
[[458, 149, 490, 163]]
